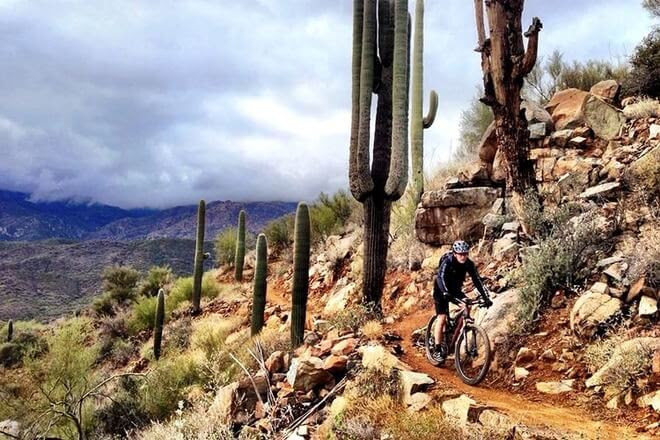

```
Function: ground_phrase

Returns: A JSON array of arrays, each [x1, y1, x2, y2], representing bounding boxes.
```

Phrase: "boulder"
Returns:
[[589, 80, 620, 103], [493, 235, 519, 261], [492, 149, 506, 182], [550, 129, 573, 147], [603, 261, 626, 283], [639, 296, 658, 317], [515, 367, 530, 380], [331, 338, 358, 356], [322, 355, 348, 374], [584, 95, 625, 140], [266, 351, 286, 374], [0, 421, 20, 439], [650, 124, 660, 139], [546, 88, 589, 130], [441, 395, 486, 426], [478, 409, 515, 433], [637, 390, 660, 412], [529, 122, 547, 139], [474, 288, 520, 344], [209, 375, 270, 425], [586, 338, 660, 390], [515, 347, 537, 365], [568, 136, 587, 148], [578, 182, 620, 200], [570, 292, 622, 338], [590, 282, 610, 295], [408, 392, 433, 412], [627, 277, 653, 303], [535, 380, 574, 394], [522, 99, 554, 130], [359, 344, 410, 372], [399, 370, 434, 405], [286, 358, 334, 392], [416, 187, 500, 245], [323, 283, 354, 316], [478, 121, 498, 163]]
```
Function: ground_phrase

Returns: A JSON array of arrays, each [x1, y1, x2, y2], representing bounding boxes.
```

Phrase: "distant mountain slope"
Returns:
[[88, 200, 298, 240], [0, 238, 214, 321], [0, 190, 297, 241]]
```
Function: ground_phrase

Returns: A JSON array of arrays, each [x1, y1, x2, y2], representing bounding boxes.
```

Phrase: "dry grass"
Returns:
[[622, 98, 660, 119], [425, 156, 478, 192], [360, 320, 383, 341], [627, 223, 660, 288]]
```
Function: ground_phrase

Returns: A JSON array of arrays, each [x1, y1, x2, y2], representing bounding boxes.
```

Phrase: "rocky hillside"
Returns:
[[0, 190, 296, 241]]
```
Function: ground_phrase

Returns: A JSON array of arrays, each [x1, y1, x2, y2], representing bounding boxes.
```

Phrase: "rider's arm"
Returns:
[[468, 261, 488, 299], [436, 256, 451, 293]]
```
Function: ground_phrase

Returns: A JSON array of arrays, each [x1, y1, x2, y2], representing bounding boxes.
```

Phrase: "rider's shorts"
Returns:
[[432, 280, 464, 315]]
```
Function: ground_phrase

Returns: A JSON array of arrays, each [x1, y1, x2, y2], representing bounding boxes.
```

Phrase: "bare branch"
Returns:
[[521, 17, 543, 77]]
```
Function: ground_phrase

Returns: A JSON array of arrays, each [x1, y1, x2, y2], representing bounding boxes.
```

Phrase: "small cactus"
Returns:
[[234, 210, 246, 281], [291, 202, 311, 348], [251, 234, 268, 336], [7, 319, 13, 342], [154, 289, 165, 360], [192, 200, 206, 314]]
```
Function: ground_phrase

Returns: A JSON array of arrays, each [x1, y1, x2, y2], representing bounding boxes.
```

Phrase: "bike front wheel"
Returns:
[[454, 324, 491, 385]]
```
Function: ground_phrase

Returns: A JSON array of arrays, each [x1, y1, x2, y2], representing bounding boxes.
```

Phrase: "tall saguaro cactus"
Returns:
[[350, 0, 411, 311], [251, 234, 268, 336], [234, 210, 246, 281], [410, 0, 437, 204], [7, 319, 13, 342], [154, 289, 165, 360], [290, 203, 310, 348], [192, 200, 206, 315], [473, 0, 541, 208]]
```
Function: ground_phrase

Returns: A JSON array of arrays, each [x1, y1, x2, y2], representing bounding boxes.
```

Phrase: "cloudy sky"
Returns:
[[0, 0, 655, 208]]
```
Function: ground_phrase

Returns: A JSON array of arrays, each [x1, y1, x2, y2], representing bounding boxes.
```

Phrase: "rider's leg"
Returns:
[[435, 314, 446, 347]]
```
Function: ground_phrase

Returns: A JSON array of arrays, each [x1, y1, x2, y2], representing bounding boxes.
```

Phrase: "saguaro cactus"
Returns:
[[410, 0, 437, 204], [290, 202, 310, 348], [473, 0, 541, 207], [251, 234, 268, 336], [192, 200, 206, 315], [234, 210, 246, 281], [350, 0, 411, 311], [154, 289, 165, 360], [7, 319, 13, 342]]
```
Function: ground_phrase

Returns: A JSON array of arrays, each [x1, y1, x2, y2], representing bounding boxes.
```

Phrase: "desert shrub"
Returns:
[[625, 145, 660, 199], [513, 201, 606, 331], [191, 316, 242, 359], [214, 226, 237, 266], [627, 223, 660, 288], [328, 304, 372, 334], [127, 295, 158, 334], [0, 328, 47, 367], [585, 335, 654, 392], [140, 353, 201, 420], [263, 214, 295, 250], [345, 367, 401, 402], [559, 59, 629, 92], [102, 265, 140, 303], [390, 189, 421, 267], [309, 191, 357, 243], [167, 274, 223, 315], [95, 376, 149, 437], [623, 29, 660, 98], [622, 98, 660, 119], [167, 316, 193, 351], [138, 265, 173, 297], [456, 90, 494, 159], [91, 292, 116, 317], [135, 401, 234, 440], [520, 192, 581, 241], [361, 320, 383, 341]]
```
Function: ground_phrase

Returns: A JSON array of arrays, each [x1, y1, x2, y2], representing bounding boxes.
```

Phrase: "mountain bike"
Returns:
[[424, 296, 492, 385]]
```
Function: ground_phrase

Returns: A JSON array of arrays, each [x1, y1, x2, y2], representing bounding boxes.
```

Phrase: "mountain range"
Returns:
[[0, 190, 297, 320]]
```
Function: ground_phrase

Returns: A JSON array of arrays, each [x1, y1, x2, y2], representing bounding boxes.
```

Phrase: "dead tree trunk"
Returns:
[[473, 0, 541, 207]]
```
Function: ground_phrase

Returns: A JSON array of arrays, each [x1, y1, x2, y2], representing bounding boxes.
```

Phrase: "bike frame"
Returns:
[[447, 301, 475, 351]]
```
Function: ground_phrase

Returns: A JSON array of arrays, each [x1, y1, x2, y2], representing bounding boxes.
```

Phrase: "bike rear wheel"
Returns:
[[424, 315, 443, 366], [454, 324, 491, 385]]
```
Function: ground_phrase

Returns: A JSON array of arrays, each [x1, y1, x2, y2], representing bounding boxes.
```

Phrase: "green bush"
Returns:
[[455, 89, 493, 160], [91, 292, 116, 317], [309, 190, 358, 243], [328, 304, 373, 334], [214, 226, 238, 266], [95, 376, 149, 437], [137, 265, 173, 297], [623, 29, 660, 98], [127, 295, 158, 334], [263, 214, 295, 250], [0, 325, 47, 367], [513, 200, 606, 331], [102, 266, 140, 303], [140, 354, 201, 420]]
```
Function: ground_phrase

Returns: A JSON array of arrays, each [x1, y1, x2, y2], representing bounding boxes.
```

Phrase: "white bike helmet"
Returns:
[[452, 240, 470, 253]]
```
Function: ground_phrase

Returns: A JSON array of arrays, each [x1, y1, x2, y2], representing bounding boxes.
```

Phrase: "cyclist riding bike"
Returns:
[[433, 240, 492, 361]]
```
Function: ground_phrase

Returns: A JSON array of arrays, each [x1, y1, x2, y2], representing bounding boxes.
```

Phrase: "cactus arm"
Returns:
[[290, 202, 310, 348], [192, 200, 205, 314], [410, 0, 424, 201], [352, 0, 377, 201], [7, 319, 13, 342], [153, 289, 165, 360], [384, 0, 410, 200], [423, 90, 438, 128], [251, 234, 268, 336]]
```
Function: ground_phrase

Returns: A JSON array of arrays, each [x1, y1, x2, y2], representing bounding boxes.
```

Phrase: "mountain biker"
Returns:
[[433, 240, 492, 359]]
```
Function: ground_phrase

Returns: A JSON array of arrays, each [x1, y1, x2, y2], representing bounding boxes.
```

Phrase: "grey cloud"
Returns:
[[0, 0, 655, 208]]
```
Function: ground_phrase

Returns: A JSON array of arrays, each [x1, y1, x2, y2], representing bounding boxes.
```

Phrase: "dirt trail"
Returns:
[[391, 311, 651, 440]]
